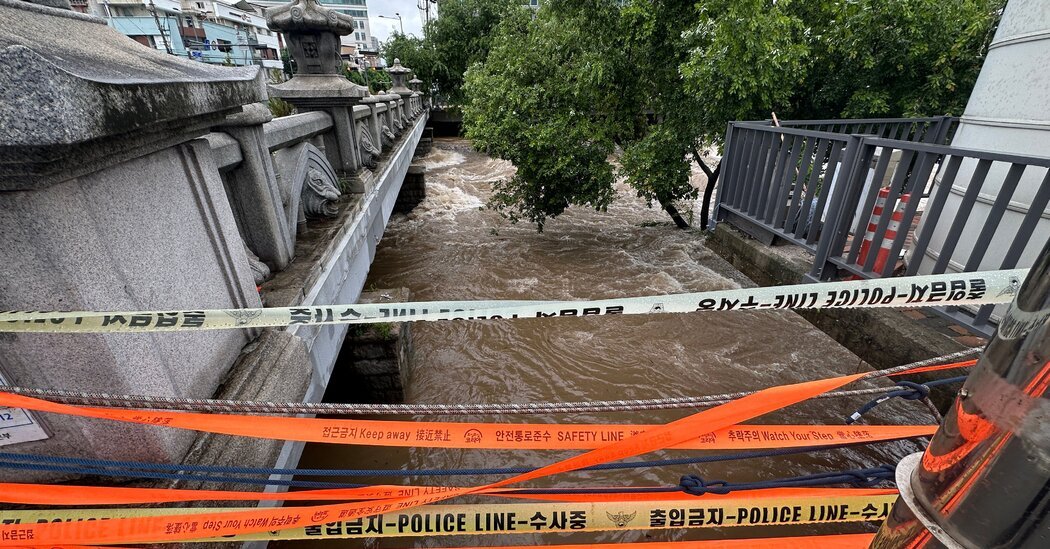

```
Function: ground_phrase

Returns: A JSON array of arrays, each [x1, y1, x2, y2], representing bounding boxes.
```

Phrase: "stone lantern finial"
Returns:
[[386, 58, 413, 98], [265, 0, 368, 104], [408, 76, 423, 93]]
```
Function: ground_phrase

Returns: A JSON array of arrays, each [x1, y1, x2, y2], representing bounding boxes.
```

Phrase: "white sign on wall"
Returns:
[[0, 373, 49, 447]]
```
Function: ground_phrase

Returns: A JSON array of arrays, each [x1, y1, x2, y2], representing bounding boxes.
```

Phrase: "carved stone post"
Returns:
[[361, 95, 386, 151], [385, 94, 401, 137], [409, 77, 423, 117], [387, 59, 414, 131], [215, 103, 294, 272], [265, 0, 368, 175]]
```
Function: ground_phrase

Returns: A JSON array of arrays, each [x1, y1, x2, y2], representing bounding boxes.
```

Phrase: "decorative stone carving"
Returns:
[[408, 77, 423, 93], [303, 167, 340, 218], [243, 243, 272, 285], [265, 0, 367, 109], [381, 125, 396, 147], [272, 142, 342, 247], [357, 121, 380, 169], [266, 0, 353, 76]]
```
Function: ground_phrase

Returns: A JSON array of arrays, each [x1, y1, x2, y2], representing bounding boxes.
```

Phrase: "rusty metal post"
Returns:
[[872, 239, 1050, 548]]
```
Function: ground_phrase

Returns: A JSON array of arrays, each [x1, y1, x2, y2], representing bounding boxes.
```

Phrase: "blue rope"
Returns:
[[0, 461, 360, 489], [0, 440, 910, 481], [848, 375, 966, 424], [679, 465, 896, 495]]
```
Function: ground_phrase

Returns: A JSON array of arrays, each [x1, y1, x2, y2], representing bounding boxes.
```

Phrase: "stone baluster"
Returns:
[[214, 104, 294, 272], [409, 77, 423, 117], [265, 0, 368, 176], [383, 94, 400, 139], [0, 0, 265, 479]]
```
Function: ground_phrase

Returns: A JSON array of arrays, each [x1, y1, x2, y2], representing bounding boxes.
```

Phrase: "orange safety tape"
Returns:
[[0, 393, 934, 450], [8, 547, 140, 549], [0, 480, 896, 506], [0, 371, 866, 545], [7, 533, 878, 549], [889, 359, 976, 376]]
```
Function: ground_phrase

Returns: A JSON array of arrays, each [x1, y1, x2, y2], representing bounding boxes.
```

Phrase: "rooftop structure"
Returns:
[[80, 0, 282, 68]]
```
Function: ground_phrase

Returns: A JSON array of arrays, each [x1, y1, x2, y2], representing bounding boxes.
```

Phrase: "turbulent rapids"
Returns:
[[283, 138, 934, 548]]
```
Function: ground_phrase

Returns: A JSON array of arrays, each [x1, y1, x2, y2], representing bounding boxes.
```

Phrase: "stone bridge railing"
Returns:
[[0, 0, 428, 484], [206, 85, 426, 285]]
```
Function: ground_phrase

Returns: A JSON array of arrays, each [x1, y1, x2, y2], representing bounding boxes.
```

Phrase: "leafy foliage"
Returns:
[[425, 0, 520, 103], [267, 97, 294, 118], [790, 0, 1004, 119], [680, 0, 809, 147], [345, 66, 392, 94], [460, 0, 1004, 229], [463, 1, 631, 229], [382, 32, 442, 94]]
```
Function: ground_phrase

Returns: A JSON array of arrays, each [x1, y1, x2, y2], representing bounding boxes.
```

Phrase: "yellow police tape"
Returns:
[[0, 493, 898, 541], [0, 269, 1025, 333]]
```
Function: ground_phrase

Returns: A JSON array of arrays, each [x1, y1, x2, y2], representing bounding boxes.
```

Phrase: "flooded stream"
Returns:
[[278, 138, 933, 547]]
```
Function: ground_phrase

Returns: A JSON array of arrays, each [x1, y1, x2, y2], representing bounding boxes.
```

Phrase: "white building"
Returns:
[[251, 0, 375, 53], [85, 0, 282, 69]]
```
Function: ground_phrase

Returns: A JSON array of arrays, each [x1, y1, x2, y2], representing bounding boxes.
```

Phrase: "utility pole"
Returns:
[[148, 0, 173, 55], [379, 13, 403, 35], [871, 238, 1050, 548]]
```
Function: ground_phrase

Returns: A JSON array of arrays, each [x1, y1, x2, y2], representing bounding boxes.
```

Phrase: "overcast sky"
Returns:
[[369, 0, 428, 44]]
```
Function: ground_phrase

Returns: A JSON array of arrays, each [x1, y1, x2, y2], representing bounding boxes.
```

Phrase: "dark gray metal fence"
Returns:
[[765, 116, 958, 144], [713, 117, 1050, 337]]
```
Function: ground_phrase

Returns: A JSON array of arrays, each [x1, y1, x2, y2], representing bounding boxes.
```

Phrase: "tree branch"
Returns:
[[692, 148, 721, 230], [657, 194, 690, 229]]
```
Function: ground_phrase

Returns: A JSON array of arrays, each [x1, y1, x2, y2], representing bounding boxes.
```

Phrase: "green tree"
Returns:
[[345, 65, 393, 94], [280, 47, 293, 78], [382, 32, 442, 94], [463, 0, 1003, 230], [464, 1, 632, 228], [788, 0, 1004, 119], [425, 0, 520, 103]]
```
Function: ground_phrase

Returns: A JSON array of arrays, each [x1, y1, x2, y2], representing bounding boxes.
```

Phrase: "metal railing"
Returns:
[[713, 117, 1050, 336], [762, 116, 958, 144]]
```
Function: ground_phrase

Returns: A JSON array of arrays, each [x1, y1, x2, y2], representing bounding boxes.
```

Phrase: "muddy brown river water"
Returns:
[[276, 138, 933, 548]]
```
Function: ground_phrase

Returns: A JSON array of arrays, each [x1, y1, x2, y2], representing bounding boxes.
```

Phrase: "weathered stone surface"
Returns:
[[263, 111, 335, 152], [386, 58, 413, 97], [0, 138, 260, 481], [0, 0, 264, 189], [270, 140, 343, 250], [171, 329, 311, 492], [265, 0, 367, 106], [216, 104, 294, 271], [268, 75, 369, 106]]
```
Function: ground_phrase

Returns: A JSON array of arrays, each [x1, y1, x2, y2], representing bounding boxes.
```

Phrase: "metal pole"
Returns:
[[148, 0, 173, 55], [872, 239, 1050, 548]]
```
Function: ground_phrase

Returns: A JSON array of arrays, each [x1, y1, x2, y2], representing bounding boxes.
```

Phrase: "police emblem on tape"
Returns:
[[607, 511, 637, 527]]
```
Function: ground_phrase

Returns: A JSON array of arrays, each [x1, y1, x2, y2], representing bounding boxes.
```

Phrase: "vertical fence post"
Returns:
[[808, 134, 865, 281], [930, 115, 954, 145], [709, 122, 736, 230]]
